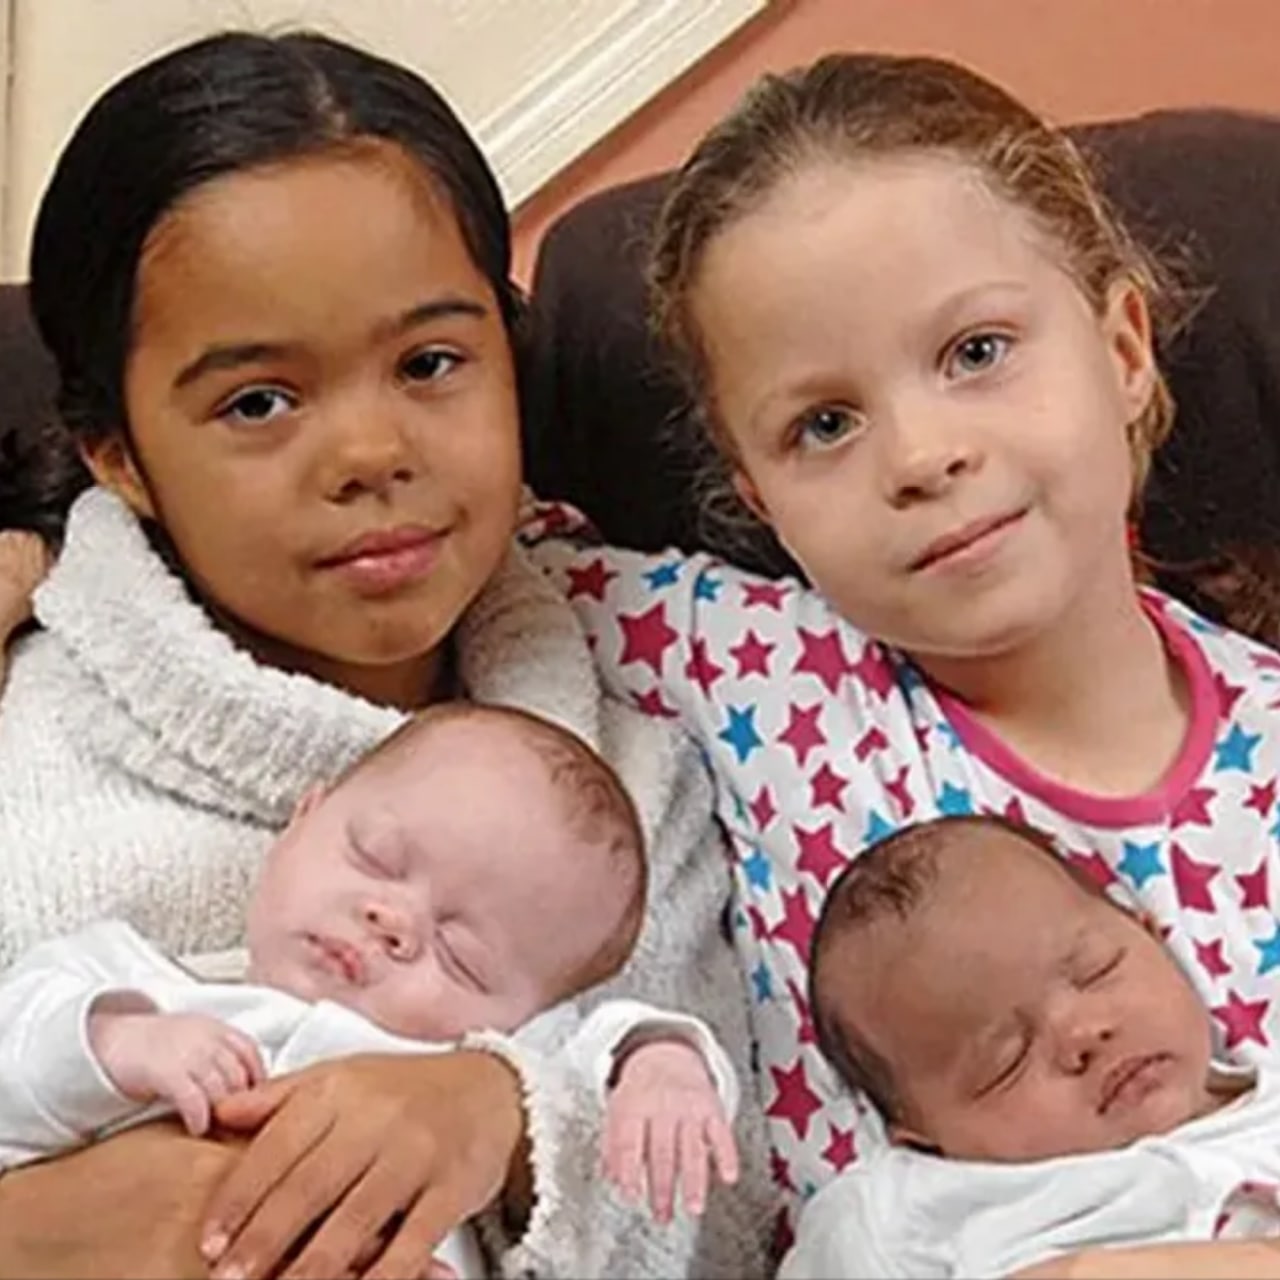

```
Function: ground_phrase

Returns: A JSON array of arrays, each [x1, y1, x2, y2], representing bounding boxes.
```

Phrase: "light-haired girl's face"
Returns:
[[691, 153, 1156, 663], [91, 145, 522, 706]]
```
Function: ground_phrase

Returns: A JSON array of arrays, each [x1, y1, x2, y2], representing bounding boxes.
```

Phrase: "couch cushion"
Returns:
[[524, 108, 1280, 591]]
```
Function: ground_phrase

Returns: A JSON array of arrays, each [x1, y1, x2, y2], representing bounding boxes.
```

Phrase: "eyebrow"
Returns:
[[172, 294, 491, 391]]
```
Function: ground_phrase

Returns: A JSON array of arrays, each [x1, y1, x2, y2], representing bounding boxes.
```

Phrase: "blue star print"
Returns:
[[694, 573, 723, 603], [1215, 724, 1262, 773], [744, 848, 772, 891], [719, 704, 764, 764], [1255, 922, 1280, 976], [1118, 841, 1165, 889], [751, 962, 773, 1002], [938, 782, 974, 815], [643, 562, 681, 590], [864, 811, 895, 844]]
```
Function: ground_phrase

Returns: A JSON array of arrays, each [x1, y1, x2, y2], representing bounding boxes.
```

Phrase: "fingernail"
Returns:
[[201, 1232, 227, 1260], [213, 1262, 246, 1280]]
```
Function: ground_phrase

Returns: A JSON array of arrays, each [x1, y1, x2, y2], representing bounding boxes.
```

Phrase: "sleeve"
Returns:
[[0, 926, 148, 1168], [557, 997, 739, 1119]]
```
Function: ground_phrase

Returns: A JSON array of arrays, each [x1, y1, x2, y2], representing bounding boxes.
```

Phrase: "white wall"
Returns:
[[0, 0, 765, 279]]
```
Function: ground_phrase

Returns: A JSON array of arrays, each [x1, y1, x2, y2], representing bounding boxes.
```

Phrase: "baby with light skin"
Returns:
[[0, 699, 738, 1232], [782, 815, 1280, 1279]]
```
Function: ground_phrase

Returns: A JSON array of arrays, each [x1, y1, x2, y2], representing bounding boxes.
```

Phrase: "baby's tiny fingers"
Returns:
[[224, 1028, 267, 1085], [647, 1120, 678, 1224], [604, 1111, 647, 1204], [678, 1121, 710, 1217], [707, 1114, 740, 1186], [172, 1074, 213, 1136]]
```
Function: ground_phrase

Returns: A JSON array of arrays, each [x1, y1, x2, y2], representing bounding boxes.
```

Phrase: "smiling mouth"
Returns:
[[910, 510, 1026, 572]]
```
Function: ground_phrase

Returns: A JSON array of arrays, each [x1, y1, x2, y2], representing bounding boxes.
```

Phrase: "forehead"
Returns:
[[692, 152, 1060, 354], [131, 145, 486, 347], [834, 834, 1109, 1035]]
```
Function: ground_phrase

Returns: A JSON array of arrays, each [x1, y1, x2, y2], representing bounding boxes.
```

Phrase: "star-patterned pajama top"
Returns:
[[526, 519, 1280, 1244]]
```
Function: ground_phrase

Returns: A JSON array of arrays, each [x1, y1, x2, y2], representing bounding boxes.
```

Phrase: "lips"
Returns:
[[318, 525, 440, 568], [308, 933, 368, 986], [316, 524, 445, 596], [1098, 1053, 1169, 1115], [910, 509, 1026, 572]]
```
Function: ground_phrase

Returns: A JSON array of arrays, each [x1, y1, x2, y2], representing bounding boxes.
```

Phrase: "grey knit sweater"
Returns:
[[0, 487, 771, 1277]]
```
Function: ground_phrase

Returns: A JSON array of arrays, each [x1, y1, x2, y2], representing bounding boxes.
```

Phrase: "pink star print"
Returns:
[[822, 1124, 857, 1172], [796, 822, 847, 889], [770, 1149, 795, 1192], [1171, 787, 1216, 829], [1004, 796, 1029, 825], [1066, 850, 1118, 890], [565, 557, 616, 602], [1246, 780, 1277, 820], [685, 638, 725, 696], [766, 1058, 823, 1140], [779, 703, 827, 767], [849, 645, 897, 700], [809, 762, 849, 812], [1171, 844, 1220, 912], [632, 689, 677, 719], [794, 627, 852, 695], [772, 887, 817, 962], [1194, 938, 1232, 980], [854, 726, 890, 761], [886, 765, 916, 820], [1238, 861, 1270, 910], [1212, 989, 1270, 1049], [742, 581, 789, 611], [749, 786, 778, 832], [1214, 672, 1246, 718], [618, 604, 678, 676], [787, 977, 817, 1045], [729, 629, 775, 678]]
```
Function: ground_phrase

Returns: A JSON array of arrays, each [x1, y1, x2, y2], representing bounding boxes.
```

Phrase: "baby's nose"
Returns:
[[363, 902, 420, 961]]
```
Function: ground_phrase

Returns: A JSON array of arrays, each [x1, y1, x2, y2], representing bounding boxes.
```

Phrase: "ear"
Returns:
[[887, 1119, 941, 1154], [288, 783, 328, 829], [732, 467, 771, 526], [79, 435, 156, 520], [1102, 277, 1158, 425]]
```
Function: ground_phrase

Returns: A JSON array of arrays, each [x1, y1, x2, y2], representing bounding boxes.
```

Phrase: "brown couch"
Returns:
[[4, 107, 1280, 618]]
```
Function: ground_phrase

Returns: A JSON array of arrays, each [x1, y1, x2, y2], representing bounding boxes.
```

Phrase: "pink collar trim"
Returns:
[[929, 593, 1218, 827]]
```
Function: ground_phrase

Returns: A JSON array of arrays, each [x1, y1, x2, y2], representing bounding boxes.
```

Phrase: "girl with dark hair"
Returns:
[[0, 31, 769, 1280]]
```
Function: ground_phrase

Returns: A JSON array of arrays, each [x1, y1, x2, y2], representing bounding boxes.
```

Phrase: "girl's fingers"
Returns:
[[646, 1119, 678, 1224]]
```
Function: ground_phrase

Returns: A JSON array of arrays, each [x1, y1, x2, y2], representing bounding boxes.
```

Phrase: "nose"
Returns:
[[321, 390, 418, 505], [878, 398, 983, 508], [361, 900, 420, 962], [1049, 995, 1115, 1074]]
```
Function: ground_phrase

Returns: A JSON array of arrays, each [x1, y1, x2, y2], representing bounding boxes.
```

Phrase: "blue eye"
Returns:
[[794, 405, 862, 451], [219, 386, 295, 426], [400, 348, 463, 384], [946, 332, 1012, 378]]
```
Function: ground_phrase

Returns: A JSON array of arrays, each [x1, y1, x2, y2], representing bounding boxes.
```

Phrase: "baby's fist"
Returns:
[[89, 1009, 265, 1136]]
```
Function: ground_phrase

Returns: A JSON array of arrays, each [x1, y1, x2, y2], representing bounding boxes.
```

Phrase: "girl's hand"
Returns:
[[0, 530, 50, 633], [202, 1050, 524, 1280]]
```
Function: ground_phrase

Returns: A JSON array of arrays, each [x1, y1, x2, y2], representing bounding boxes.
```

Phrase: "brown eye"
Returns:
[[399, 347, 463, 384], [219, 386, 294, 425]]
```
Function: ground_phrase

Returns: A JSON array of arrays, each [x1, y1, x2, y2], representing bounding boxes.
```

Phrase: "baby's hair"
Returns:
[[809, 813, 1089, 1120], [352, 702, 647, 995], [648, 52, 1186, 546]]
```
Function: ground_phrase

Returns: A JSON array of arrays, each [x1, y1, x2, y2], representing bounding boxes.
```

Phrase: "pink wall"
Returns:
[[512, 0, 1280, 282]]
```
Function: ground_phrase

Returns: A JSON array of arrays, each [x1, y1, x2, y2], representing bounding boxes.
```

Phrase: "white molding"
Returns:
[[480, 0, 768, 207], [0, 0, 11, 274]]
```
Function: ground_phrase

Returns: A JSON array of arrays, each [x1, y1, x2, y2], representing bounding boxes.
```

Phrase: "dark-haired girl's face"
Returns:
[[97, 146, 521, 707]]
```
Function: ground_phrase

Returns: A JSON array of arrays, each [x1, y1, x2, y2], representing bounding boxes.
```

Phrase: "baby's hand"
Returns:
[[0, 530, 50, 633], [88, 1009, 266, 1136], [603, 1038, 739, 1222]]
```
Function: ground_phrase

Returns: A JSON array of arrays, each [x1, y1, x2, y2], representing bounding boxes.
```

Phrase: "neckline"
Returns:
[[927, 592, 1218, 828]]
